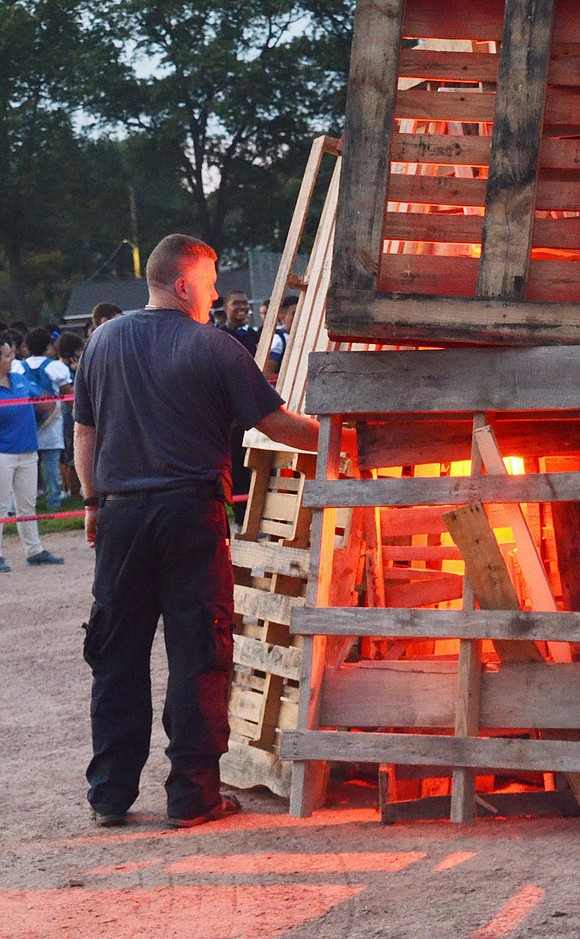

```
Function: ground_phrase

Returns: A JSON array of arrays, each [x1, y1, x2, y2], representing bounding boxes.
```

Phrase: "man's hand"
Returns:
[[85, 505, 98, 548]]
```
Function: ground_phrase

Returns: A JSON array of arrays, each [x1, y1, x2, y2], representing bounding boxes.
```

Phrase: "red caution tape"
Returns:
[[0, 510, 85, 524], [0, 394, 75, 407]]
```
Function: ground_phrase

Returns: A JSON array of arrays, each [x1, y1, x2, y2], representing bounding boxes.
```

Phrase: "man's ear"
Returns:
[[175, 276, 187, 298]]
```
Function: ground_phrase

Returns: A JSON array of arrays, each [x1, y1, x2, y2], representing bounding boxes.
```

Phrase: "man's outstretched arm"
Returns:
[[256, 406, 357, 463]]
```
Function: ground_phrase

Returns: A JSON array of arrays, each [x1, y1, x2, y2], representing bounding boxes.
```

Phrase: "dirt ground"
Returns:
[[1, 529, 579, 939]]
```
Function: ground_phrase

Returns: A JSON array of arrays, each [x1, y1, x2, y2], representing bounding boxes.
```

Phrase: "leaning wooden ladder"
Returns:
[[220, 134, 348, 794]]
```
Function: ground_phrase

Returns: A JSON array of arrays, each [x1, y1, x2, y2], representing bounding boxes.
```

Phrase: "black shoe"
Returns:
[[91, 808, 128, 828], [27, 550, 64, 566], [167, 794, 242, 829], [0, 557, 11, 573]]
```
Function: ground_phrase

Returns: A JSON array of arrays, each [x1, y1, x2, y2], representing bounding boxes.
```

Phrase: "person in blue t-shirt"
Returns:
[[0, 333, 63, 572]]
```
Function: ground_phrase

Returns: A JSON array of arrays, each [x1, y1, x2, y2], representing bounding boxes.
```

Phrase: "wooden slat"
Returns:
[[231, 540, 310, 579], [282, 730, 580, 773], [262, 491, 301, 523], [390, 134, 580, 171], [304, 472, 580, 509], [383, 576, 464, 608], [254, 134, 337, 372], [233, 635, 302, 681], [402, 0, 505, 42], [306, 349, 580, 414], [319, 662, 580, 729], [379, 253, 478, 296], [395, 88, 496, 123], [379, 504, 508, 536], [382, 544, 462, 561], [478, 0, 554, 299], [378, 254, 580, 302], [527, 261, 580, 303], [234, 584, 305, 627], [291, 607, 580, 643], [331, 0, 405, 292], [383, 212, 580, 251], [400, 0, 580, 44], [290, 415, 342, 816], [397, 47, 580, 88], [358, 417, 580, 469], [387, 172, 580, 210], [398, 49, 499, 83], [325, 288, 580, 346], [443, 502, 543, 663], [395, 86, 576, 128]]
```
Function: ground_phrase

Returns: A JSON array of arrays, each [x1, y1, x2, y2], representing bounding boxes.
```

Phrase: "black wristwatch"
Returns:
[[83, 497, 100, 507]]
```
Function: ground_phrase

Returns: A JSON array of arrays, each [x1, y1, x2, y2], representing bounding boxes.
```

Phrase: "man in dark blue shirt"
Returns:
[[74, 234, 322, 829]]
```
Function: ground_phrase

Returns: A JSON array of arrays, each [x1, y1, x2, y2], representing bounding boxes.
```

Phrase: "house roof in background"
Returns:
[[63, 252, 306, 324]]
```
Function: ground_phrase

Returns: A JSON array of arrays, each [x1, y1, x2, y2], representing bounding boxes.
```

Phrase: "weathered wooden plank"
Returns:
[[304, 472, 580, 509], [397, 47, 580, 88], [282, 730, 580, 773], [383, 212, 580, 251], [234, 584, 305, 627], [398, 49, 500, 84], [395, 88, 496, 124], [443, 502, 544, 663], [382, 544, 462, 561], [325, 288, 580, 346], [381, 790, 580, 824], [378, 255, 580, 302], [400, 0, 580, 43], [552, 502, 580, 613], [358, 417, 580, 469], [402, 0, 505, 42], [383, 575, 464, 608], [231, 539, 310, 579], [233, 635, 302, 681], [331, 0, 405, 292], [387, 172, 580, 211], [306, 349, 580, 414], [395, 86, 573, 128], [379, 504, 507, 536], [290, 415, 341, 817], [291, 607, 580, 643], [390, 134, 580, 171], [379, 254, 479, 296], [527, 261, 580, 304], [318, 662, 580, 729], [220, 738, 292, 798]]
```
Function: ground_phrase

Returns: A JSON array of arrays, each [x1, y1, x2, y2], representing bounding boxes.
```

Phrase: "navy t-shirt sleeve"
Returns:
[[73, 355, 95, 426], [211, 333, 284, 429]]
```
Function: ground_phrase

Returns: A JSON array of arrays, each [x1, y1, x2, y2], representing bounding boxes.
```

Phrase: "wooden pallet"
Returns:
[[282, 346, 580, 822], [326, 0, 580, 344]]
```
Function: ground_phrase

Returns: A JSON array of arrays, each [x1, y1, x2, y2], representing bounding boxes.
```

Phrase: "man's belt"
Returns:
[[102, 478, 224, 503]]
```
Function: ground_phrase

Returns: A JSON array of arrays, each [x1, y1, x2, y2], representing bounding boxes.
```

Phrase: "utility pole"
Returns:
[[128, 184, 142, 278]]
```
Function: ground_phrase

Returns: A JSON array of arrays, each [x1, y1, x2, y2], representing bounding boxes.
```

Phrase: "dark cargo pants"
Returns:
[[82, 484, 233, 819]]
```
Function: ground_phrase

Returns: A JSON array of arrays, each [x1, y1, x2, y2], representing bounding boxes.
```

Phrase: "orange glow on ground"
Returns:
[[433, 851, 478, 872], [166, 851, 426, 876], [469, 885, 545, 939], [0, 885, 366, 939], [41, 808, 380, 849]]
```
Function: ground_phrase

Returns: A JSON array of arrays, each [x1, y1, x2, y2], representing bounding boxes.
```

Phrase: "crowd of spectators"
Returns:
[[0, 290, 297, 565]]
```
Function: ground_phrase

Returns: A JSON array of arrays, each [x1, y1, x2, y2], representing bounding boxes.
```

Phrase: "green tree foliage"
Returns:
[[0, 0, 129, 318], [0, 1, 356, 319], [97, 1, 355, 258]]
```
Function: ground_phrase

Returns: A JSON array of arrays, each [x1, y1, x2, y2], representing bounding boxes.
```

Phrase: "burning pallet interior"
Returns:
[[222, 0, 580, 823]]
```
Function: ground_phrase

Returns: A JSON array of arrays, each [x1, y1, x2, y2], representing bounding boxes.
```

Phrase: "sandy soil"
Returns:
[[1, 529, 579, 938]]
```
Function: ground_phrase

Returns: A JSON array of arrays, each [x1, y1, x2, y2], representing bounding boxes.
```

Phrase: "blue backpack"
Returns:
[[22, 359, 56, 428]]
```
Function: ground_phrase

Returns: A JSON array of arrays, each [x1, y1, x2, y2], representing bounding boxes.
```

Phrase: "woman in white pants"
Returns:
[[0, 335, 63, 572]]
